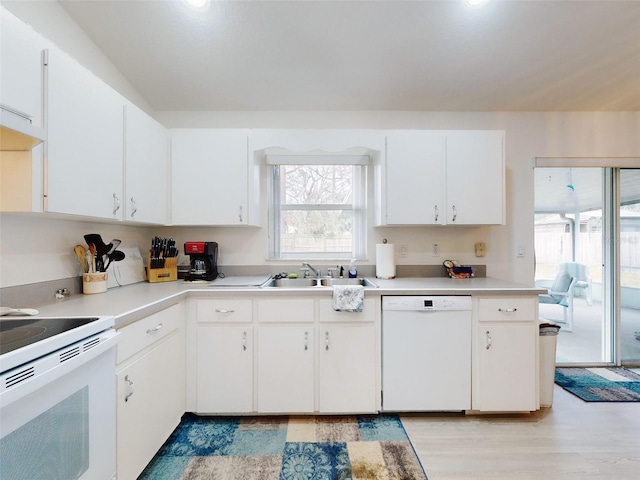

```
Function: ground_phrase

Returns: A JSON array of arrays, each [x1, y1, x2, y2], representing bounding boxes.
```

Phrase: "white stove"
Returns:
[[0, 315, 120, 480]]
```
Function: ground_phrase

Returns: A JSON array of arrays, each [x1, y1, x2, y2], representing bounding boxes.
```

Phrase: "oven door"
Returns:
[[0, 330, 120, 480]]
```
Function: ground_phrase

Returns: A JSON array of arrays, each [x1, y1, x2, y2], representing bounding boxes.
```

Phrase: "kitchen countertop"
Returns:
[[27, 277, 547, 328]]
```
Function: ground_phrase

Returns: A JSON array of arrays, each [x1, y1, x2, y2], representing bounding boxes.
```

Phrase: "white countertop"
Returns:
[[28, 277, 546, 328]]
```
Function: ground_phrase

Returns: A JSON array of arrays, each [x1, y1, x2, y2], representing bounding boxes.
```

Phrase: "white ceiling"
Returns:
[[534, 168, 640, 213], [54, 0, 640, 112]]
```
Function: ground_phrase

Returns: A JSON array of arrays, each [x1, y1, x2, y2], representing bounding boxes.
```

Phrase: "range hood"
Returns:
[[0, 107, 45, 151]]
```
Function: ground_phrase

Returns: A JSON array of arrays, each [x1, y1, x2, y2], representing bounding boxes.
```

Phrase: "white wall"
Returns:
[[0, 214, 152, 288]]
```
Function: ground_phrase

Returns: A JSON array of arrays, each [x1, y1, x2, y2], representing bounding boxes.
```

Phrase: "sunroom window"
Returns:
[[267, 155, 367, 260]]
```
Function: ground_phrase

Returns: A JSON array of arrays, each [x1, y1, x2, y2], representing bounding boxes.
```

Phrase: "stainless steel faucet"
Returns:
[[301, 263, 321, 278]]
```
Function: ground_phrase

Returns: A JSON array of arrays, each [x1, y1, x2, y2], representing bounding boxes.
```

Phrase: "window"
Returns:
[[267, 155, 367, 260]]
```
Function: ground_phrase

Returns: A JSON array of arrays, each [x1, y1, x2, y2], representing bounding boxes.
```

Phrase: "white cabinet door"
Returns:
[[318, 324, 377, 413], [124, 103, 169, 224], [171, 129, 255, 225], [257, 325, 314, 413], [385, 131, 446, 225], [0, 9, 46, 125], [474, 324, 537, 412], [45, 47, 124, 219], [446, 131, 505, 225], [116, 329, 185, 480], [196, 325, 253, 413]]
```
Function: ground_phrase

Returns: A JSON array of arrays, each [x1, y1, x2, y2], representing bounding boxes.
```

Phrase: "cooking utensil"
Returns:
[[74, 244, 88, 273], [104, 249, 126, 270], [89, 243, 97, 273], [108, 239, 122, 252], [0, 307, 40, 316], [83, 233, 106, 251]]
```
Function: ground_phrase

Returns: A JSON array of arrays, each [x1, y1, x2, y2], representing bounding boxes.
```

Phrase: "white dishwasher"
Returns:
[[382, 296, 472, 411]]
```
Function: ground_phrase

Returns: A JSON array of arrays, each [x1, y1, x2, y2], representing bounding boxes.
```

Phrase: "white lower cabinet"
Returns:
[[116, 304, 185, 480], [472, 297, 538, 412], [319, 324, 377, 413], [256, 298, 315, 413], [195, 299, 254, 413], [257, 325, 315, 413], [318, 298, 378, 413]]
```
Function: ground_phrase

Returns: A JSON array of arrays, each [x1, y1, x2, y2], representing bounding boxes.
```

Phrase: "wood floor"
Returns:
[[401, 382, 640, 480]]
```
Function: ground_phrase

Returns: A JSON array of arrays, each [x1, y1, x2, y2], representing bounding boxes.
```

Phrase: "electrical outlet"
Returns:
[[400, 245, 407, 257], [432, 243, 440, 257], [475, 242, 486, 257]]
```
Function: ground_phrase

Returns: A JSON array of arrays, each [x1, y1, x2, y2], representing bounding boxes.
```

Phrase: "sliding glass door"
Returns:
[[534, 166, 640, 366], [535, 167, 608, 363], [620, 169, 640, 365]]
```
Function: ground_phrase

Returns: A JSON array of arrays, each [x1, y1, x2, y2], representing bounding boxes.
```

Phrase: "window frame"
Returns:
[[267, 157, 368, 260]]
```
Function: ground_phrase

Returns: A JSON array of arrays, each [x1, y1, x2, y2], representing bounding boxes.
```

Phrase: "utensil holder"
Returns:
[[147, 252, 178, 283], [83, 272, 108, 294]]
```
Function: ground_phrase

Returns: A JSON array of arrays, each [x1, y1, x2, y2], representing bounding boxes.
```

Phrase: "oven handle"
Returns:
[[0, 329, 121, 408]]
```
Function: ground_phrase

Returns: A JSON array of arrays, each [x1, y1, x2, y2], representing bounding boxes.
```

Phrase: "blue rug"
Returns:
[[139, 414, 428, 479], [555, 367, 640, 402]]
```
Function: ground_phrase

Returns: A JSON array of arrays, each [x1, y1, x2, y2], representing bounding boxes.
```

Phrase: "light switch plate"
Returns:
[[475, 242, 486, 257]]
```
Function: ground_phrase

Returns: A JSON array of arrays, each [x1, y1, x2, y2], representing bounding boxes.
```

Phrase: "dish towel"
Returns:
[[332, 285, 364, 312]]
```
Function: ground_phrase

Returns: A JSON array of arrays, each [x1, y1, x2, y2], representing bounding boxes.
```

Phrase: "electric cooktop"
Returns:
[[0, 315, 115, 373], [0, 317, 100, 355]]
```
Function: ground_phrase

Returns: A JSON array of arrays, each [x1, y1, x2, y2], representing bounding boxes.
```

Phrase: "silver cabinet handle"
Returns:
[[485, 330, 492, 350], [238, 205, 243, 223], [130, 197, 137, 218], [498, 308, 518, 313], [124, 375, 134, 402], [215, 309, 235, 313], [304, 331, 309, 351], [146, 323, 163, 334], [242, 331, 247, 351], [113, 193, 121, 215], [452, 205, 457, 222], [325, 331, 330, 351], [434, 205, 439, 222]]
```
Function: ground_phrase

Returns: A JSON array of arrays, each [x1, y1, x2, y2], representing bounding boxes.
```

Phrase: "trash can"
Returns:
[[539, 321, 561, 407]]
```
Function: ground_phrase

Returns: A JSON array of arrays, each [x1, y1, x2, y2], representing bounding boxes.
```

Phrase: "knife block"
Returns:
[[147, 251, 178, 283]]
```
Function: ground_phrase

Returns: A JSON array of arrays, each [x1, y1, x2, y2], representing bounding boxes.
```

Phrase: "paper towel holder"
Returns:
[[376, 239, 396, 280]]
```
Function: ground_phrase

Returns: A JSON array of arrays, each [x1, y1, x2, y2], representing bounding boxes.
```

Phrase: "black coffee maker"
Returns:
[[184, 242, 219, 281]]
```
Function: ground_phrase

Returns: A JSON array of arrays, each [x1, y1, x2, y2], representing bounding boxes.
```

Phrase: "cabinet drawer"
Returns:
[[477, 297, 537, 322], [257, 298, 314, 323], [196, 299, 252, 323], [319, 298, 376, 323], [117, 304, 182, 364]]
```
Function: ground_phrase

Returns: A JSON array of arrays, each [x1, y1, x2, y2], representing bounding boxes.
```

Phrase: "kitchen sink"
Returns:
[[267, 278, 321, 287], [263, 277, 377, 288], [320, 277, 376, 287]]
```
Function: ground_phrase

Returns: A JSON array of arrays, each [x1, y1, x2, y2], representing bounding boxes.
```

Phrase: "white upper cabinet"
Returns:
[[445, 130, 505, 225], [45, 47, 125, 220], [124, 102, 169, 224], [171, 129, 259, 226], [384, 131, 446, 225], [0, 8, 47, 126], [379, 130, 505, 226]]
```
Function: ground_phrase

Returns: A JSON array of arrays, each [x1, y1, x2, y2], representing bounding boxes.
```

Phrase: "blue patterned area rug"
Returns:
[[139, 414, 428, 480], [555, 367, 640, 402]]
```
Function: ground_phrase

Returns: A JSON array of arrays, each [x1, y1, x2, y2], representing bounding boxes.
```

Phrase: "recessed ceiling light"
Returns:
[[466, 0, 489, 7], [183, 0, 210, 10]]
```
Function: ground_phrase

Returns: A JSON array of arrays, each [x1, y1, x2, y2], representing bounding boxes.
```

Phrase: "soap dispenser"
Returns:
[[348, 259, 357, 278]]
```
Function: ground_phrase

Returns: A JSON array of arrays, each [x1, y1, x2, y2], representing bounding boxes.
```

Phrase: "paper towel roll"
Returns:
[[376, 243, 396, 279]]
